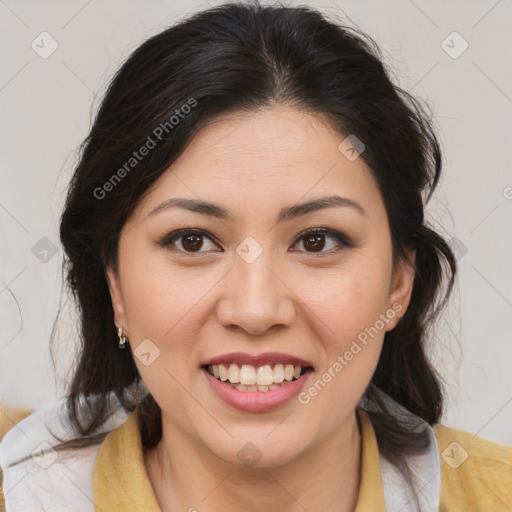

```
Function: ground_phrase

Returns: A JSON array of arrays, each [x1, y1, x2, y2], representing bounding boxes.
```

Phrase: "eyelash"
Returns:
[[158, 227, 352, 257]]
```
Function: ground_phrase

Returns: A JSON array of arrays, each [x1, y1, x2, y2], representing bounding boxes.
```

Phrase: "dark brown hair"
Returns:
[[17, 0, 457, 504]]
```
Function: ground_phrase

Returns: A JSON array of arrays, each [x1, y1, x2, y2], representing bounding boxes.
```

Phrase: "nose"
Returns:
[[216, 251, 297, 337]]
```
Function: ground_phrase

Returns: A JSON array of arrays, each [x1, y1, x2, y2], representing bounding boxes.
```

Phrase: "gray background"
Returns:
[[1, 0, 511, 445]]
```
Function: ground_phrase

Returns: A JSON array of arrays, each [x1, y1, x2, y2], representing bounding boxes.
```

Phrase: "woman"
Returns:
[[1, 2, 510, 511]]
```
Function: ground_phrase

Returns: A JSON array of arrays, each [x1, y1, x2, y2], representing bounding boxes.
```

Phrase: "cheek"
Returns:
[[295, 262, 391, 414], [118, 237, 204, 339], [118, 253, 206, 406], [294, 256, 392, 346]]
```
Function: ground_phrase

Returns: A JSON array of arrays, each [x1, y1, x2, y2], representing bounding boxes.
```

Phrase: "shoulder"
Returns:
[[434, 423, 512, 511], [0, 403, 35, 511], [0, 398, 129, 512], [1, 399, 67, 469]]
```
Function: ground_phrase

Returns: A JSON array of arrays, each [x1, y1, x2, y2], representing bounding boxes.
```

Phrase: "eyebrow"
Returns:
[[147, 195, 366, 222]]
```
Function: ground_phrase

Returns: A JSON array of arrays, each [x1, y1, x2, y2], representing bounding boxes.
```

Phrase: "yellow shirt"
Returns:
[[92, 407, 512, 511]]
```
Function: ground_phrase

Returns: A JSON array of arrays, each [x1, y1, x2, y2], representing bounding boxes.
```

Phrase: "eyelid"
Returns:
[[158, 228, 219, 251], [293, 227, 352, 249], [159, 227, 352, 255]]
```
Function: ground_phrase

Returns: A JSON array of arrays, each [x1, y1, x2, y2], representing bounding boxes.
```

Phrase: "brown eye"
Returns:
[[303, 233, 326, 252], [159, 229, 219, 254], [181, 233, 204, 252], [291, 228, 350, 255], [160, 227, 351, 257]]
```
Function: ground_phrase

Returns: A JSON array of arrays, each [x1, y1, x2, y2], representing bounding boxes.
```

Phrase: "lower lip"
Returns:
[[202, 367, 313, 412]]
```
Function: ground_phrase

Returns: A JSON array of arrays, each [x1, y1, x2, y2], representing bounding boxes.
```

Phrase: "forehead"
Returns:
[[138, 108, 384, 220]]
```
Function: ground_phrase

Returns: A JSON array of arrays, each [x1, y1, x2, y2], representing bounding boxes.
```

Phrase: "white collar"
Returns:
[[361, 386, 441, 511], [1, 389, 440, 511]]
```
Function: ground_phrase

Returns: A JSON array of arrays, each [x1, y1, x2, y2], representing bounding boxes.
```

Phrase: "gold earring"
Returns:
[[117, 327, 128, 349]]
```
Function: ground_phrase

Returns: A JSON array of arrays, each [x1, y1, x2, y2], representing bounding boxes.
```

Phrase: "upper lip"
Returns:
[[201, 352, 314, 369]]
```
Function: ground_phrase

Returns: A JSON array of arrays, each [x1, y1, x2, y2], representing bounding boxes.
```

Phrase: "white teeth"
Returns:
[[256, 365, 274, 386], [219, 364, 229, 381], [240, 365, 257, 386], [228, 364, 240, 383], [284, 364, 295, 381], [273, 364, 284, 383], [208, 362, 309, 387], [228, 382, 292, 392]]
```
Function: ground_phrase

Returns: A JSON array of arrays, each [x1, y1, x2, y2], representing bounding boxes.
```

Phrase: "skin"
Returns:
[[106, 107, 416, 512]]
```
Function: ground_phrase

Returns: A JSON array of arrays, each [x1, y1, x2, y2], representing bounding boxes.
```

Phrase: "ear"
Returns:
[[385, 248, 416, 332], [105, 266, 127, 331]]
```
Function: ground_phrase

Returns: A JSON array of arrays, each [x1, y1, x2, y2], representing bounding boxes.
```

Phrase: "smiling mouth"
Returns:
[[203, 363, 314, 392]]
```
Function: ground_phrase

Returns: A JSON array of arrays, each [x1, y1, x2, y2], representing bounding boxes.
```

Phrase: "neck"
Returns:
[[144, 410, 362, 512]]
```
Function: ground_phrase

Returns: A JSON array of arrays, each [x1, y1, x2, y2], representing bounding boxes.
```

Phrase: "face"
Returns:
[[106, 108, 415, 468]]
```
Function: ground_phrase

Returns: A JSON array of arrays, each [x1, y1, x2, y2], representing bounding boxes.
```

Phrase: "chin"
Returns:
[[203, 432, 307, 469]]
